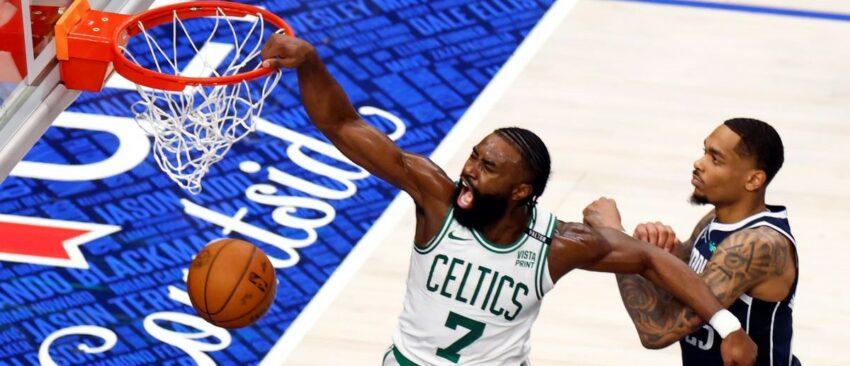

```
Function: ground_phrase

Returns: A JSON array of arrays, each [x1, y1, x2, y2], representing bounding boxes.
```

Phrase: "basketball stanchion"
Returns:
[[55, 0, 295, 194]]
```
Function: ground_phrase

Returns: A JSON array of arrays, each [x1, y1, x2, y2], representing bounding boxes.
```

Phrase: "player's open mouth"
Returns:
[[458, 179, 474, 209]]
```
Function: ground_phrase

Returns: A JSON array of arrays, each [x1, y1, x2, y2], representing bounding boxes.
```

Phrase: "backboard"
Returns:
[[0, 0, 155, 182]]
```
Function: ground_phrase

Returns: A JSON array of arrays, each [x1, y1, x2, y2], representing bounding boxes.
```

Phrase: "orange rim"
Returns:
[[111, 1, 295, 91]]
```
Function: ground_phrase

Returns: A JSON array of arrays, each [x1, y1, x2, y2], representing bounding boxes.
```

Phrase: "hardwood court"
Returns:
[[284, 0, 850, 364]]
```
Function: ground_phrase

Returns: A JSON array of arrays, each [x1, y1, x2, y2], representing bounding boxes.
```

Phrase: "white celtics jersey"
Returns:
[[392, 206, 557, 365]]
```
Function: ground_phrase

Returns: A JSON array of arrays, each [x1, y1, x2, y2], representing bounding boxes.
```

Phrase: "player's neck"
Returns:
[[477, 205, 531, 245], [713, 195, 767, 224]]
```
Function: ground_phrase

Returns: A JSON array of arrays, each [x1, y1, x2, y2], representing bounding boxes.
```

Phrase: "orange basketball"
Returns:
[[187, 238, 277, 329]]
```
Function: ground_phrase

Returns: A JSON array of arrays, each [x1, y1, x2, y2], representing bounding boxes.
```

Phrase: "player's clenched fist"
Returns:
[[633, 222, 680, 253], [582, 197, 625, 232], [261, 34, 316, 69], [721, 329, 758, 366]]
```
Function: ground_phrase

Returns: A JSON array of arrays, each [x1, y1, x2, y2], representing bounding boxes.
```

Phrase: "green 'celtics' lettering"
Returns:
[[427, 254, 448, 291], [440, 257, 464, 299], [425, 255, 530, 321], [505, 283, 529, 321]]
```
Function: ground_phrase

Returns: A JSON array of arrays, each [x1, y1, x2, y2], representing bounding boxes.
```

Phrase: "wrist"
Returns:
[[603, 221, 625, 232], [591, 218, 623, 232], [709, 309, 742, 339]]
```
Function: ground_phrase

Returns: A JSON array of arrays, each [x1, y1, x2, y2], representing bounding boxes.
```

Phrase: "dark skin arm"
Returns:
[[616, 226, 794, 348], [613, 212, 712, 347], [260, 35, 454, 246], [557, 210, 757, 366], [548, 221, 725, 328]]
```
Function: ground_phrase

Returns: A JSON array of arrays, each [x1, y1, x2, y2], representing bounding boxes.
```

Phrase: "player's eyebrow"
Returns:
[[472, 147, 498, 169], [704, 140, 726, 160], [708, 147, 725, 159]]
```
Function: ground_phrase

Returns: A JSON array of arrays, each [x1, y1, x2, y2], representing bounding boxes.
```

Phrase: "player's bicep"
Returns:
[[325, 118, 452, 201], [548, 222, 612, 281], [699, 228, 790, 307], [550, 223, 658, 278]]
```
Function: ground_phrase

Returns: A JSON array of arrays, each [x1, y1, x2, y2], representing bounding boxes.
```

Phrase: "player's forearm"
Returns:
[[296, 49, 360, 132], [594, 227, 722, 321], [640, 244, 723, 324], [589, 228, 735, 347], [615, 273, 700, 348]]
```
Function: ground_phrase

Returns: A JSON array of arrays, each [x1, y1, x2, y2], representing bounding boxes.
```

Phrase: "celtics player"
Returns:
[[260, 35, 757, 365], [584, 119, 800, 365]]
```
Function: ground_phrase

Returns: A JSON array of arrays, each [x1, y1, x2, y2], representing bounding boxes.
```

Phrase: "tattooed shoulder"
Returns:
[[701, 226, 792, 304], [715, 226, 790, 273]]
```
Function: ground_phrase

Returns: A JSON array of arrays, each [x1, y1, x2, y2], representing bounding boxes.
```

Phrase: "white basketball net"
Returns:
[[120, 8, 281, 194]]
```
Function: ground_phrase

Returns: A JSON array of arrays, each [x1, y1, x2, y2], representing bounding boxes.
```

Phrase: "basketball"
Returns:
[[187, 238, 277, 329]]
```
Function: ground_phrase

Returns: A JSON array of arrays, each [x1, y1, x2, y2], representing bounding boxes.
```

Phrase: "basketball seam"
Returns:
[[214, 275, 276, 325], [209, 245, 258, 317], [202, 240, 235, 317]]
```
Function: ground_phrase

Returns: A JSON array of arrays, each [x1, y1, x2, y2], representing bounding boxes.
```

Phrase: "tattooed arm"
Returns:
[[613, 211, 711, 347], [616, 226, 793, 348], [549, 220, 730, 328]]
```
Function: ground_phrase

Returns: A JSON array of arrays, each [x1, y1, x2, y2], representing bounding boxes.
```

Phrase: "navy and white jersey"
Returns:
[[681, 205, 801, 366]]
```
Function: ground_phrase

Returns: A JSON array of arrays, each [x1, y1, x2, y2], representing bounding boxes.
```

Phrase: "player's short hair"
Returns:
[[494, 127, 551, 205], [724, 118, 784, 185]]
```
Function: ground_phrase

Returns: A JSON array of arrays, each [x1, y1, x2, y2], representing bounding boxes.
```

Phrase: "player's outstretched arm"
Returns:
[[548, 222, 757, 366], [550, 223, 724, 327], [260, 34, 453, 206], [548, 220, 727, 326]]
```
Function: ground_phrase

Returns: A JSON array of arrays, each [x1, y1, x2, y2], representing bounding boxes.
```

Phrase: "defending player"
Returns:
[[584, 119, 799, 365]]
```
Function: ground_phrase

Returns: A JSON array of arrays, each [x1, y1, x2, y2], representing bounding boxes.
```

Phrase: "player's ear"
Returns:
[[512, 183, 533, 202], [745, 169, 766, 192]]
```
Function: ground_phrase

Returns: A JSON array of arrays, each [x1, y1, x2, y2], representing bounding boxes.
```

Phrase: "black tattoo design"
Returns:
[[616, 225, 790, 348]]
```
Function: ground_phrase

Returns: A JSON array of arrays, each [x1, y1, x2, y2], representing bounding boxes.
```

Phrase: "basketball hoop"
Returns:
[[55, 1, 294, 194]]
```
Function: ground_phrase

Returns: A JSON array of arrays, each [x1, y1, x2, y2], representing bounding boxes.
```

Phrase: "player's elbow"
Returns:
[[641, 340, 667, 350], [639, 333, 676, 349], [640, 338, 663, 349]]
